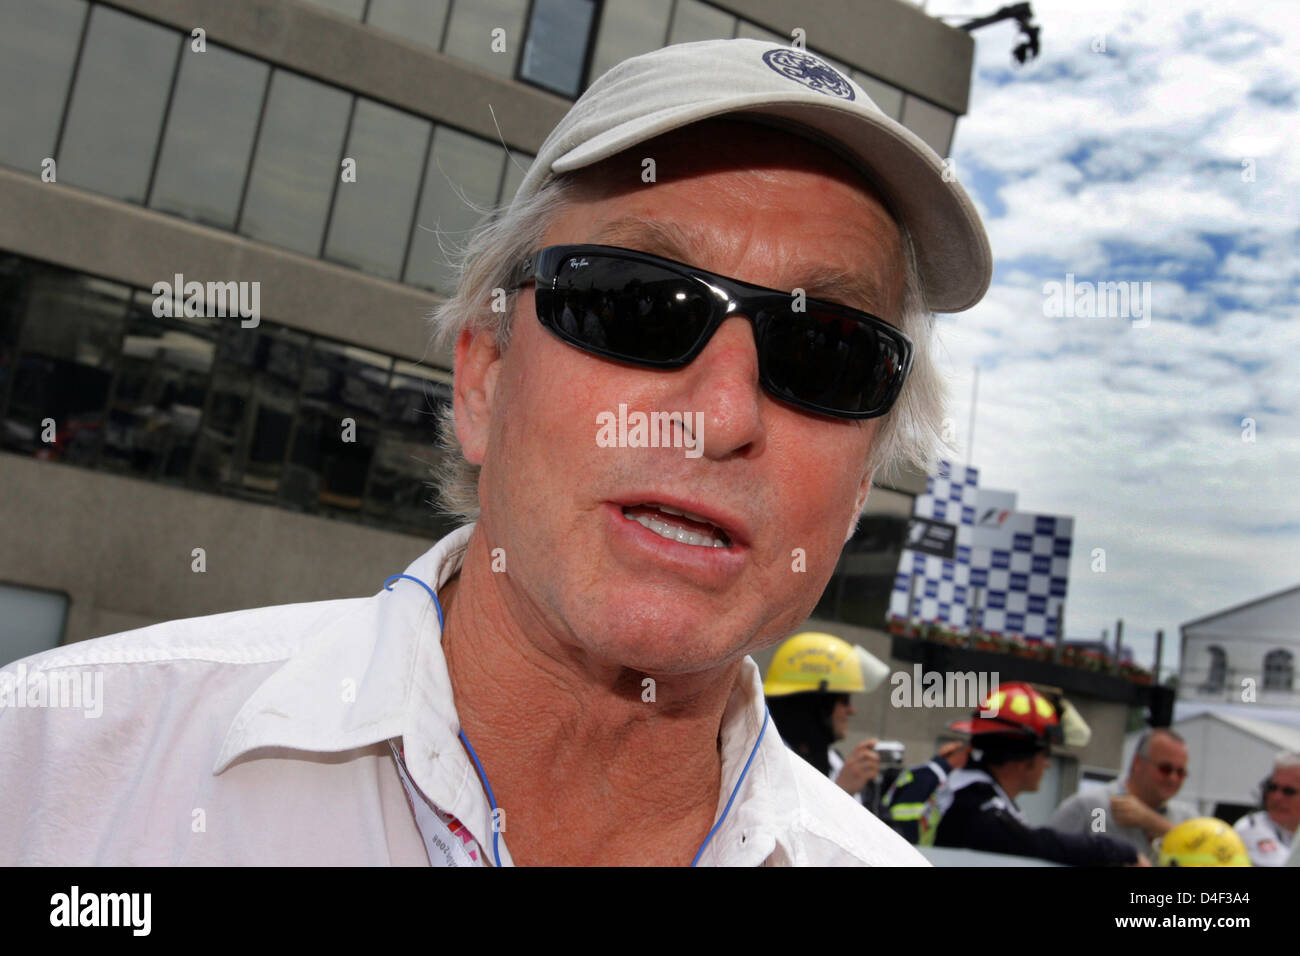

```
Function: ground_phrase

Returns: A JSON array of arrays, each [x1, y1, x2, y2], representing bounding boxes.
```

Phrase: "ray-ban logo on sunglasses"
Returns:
[[568, 257, 589, 269], [596, 403, 704, 459]]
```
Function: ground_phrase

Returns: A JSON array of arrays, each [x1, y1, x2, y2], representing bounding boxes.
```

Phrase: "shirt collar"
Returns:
[[215, 522, 796, 865]]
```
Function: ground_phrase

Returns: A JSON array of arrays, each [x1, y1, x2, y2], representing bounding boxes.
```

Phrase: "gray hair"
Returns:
[[1273, 751, 1300, 774], [1134, 727, 1186, 761], [427, 172, 948, 524]]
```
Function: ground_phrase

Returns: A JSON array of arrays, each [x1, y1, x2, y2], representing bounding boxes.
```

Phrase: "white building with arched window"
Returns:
[[1179, 584, 1300, 712]]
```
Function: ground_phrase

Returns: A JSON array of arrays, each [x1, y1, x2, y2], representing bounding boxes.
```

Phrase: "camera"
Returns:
[[873, 740, 906, 767]]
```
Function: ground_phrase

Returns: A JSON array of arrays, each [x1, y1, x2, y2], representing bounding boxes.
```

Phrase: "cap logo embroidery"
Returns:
[[761, 48, 854, 100]]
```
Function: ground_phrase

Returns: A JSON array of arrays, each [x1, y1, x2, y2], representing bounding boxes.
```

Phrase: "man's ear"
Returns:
[[453, 326, 502, 466]]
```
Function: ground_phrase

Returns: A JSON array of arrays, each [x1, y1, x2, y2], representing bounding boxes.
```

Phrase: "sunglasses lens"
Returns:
[[756, 306, 907, 416], [540, 254, 712, 364]]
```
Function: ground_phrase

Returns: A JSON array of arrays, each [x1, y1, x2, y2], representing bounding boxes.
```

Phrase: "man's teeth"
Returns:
[[624, 507, 729, 548]]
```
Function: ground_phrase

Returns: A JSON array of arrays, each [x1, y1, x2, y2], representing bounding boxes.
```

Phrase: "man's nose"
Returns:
[[678, 315, 767, 460]]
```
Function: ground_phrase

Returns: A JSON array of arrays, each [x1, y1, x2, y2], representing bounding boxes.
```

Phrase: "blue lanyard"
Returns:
[[382, 572, 769, 867]]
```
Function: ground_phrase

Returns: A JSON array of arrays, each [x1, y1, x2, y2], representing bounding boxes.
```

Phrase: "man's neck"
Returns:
[[438, 532, 740, 866]]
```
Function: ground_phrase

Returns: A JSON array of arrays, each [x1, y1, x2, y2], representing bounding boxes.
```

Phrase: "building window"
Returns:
[[98, 292, 216, 481], [404, 126, 506, 293], [149, 43, 268, 230], [589, 0, 672, 81], [0, 0, 86, 174], [238, 71, 352, 257], [0, 253, 455, 540], [443, 0, 529, 78], [300, 0, 366, 19], [1264, 649, 1294, 692], [2, 263, 130, 465], [365, 0, 452, 52], [58, 4, 179, 203], [1201, 644, 1227, 693], [667, 0, 736, 45], [0, 582, 70, 666], [324, 99, 431, 280], [519, 0, 598, 98]]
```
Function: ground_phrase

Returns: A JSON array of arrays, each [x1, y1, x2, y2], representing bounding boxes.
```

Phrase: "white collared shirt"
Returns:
[[1234, 810, 1294, 867], [0, 524, 925, 867]]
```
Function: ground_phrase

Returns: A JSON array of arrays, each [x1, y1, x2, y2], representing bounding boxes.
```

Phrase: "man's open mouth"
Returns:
[[621, 504, 732, 549]]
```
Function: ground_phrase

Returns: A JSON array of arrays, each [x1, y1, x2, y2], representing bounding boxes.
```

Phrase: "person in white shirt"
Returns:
[[0, 38, 993, 866], [1234, 752, 1300, 866], [1048, 728, 1197, 859]]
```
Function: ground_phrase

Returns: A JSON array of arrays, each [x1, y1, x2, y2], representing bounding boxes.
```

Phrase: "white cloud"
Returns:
[[915, 1, 1299, 676]]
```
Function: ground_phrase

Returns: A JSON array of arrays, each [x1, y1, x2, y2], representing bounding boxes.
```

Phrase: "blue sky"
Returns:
[[924, 0, 1299, 677]]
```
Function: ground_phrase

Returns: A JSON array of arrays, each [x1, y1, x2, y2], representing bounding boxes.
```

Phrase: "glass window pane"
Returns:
[[149, 45, 268, 229], [58, 5, 179, 204], [0, 583, 69, 666], [193, 324, 307, 495], [366, 0, 450, 52], [498, 149, 532, 205], [852, 70, 904, 120], [589, 0, 671, 80], [287, 408, 377, 515], [443, 0, 527, 77], [324, 99, 430, 279], [300, 340, 392, 420], [901, 94, 957, 156], [99, 292, 216, 481], [667, 0, 735, 45], [4, 267, 129, 463], [520, 0, 597, 98], [0, 0, 86, 173], [735, 21, 785, 44], [300, 0, 365, 19], [240, 71, 351, 257], [387, 360, 450, 432], [405, 127, 505, 293]]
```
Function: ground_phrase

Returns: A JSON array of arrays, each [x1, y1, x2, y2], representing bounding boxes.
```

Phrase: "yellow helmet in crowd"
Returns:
[[1156, 818, 1251, 867], [763, 632, 889, 697]]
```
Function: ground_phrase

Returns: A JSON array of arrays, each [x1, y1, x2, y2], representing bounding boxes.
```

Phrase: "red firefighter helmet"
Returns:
[[949, 681, 1065, 746]]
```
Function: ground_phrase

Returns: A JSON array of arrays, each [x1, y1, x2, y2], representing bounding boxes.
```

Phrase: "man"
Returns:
[[0, 39, 990, 865], [1234, 752, 1300, 866], [882, 738, 971, 842], [920, 683, 1143, 865], [761, 631, 887, 805], [1048, 728, 1196, 860]]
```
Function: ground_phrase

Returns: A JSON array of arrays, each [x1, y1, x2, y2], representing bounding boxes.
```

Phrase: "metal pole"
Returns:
[[966, 366, 979, 468], [1154, 629, 1164, 683]]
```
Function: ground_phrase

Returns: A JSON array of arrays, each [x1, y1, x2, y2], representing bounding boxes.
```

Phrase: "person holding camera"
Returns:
[[763, 632, 894, 811]]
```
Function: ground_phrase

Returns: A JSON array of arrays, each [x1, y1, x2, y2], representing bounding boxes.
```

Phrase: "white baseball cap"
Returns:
[[511, 38, 992, 314]]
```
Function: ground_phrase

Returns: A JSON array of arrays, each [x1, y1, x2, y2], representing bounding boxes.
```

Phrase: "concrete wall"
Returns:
[[0, 169, 446, 367], [0, 454, 435, 644], [716, 0, 975, 113]]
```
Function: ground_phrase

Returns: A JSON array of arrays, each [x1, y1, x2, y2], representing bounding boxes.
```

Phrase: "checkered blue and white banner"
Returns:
[[888, 462, 1073, 640]]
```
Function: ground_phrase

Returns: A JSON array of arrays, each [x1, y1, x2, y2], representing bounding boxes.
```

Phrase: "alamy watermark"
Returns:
[[1043, 273, 1152, 327], [596, 403, 703, 459], [890, 664, 999, 713], [152, 272, 260, 328], [0, 663, 103, 718]]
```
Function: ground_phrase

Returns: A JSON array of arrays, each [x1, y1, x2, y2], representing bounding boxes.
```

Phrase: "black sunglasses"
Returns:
[[507, 244, 913, 419], [1266, 782, 1298, 796]]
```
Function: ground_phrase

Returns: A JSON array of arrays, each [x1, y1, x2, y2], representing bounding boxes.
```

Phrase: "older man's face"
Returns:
[[1265, 766, 1300, 831], [1131, 733, 1189, 806], [457, 121, 905, 677]]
